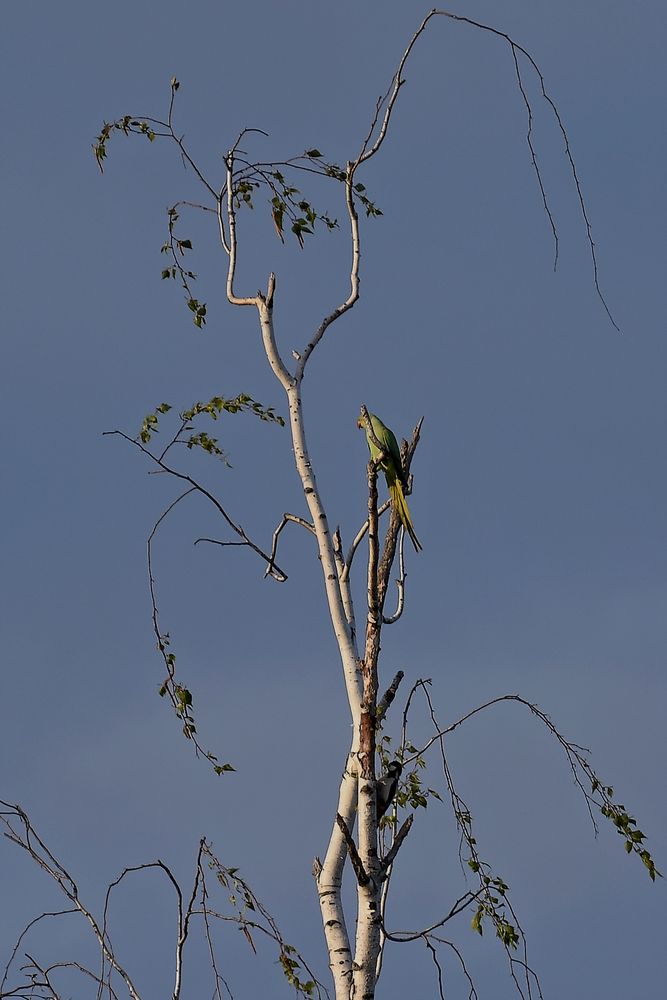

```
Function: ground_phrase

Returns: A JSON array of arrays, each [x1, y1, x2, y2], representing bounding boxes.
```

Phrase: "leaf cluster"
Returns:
[[93, 115, 157, 171], [139, 394, 285, 462], [265, 162, 339, 247], [595, 781, 661, 881]]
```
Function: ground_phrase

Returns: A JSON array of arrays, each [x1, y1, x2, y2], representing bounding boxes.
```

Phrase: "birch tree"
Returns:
[[1, 10, 659, 1000]]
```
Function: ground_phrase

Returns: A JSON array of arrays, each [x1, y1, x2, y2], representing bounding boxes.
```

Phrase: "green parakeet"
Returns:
[[358, 412, 422, 552]]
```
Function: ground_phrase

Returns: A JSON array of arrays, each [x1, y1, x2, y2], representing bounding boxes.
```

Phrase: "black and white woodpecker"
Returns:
[[376, 761, 403, 820]]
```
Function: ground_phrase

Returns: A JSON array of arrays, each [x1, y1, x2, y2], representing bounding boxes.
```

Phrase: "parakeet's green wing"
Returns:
[[361, 412, 422, 552], [368, 414, 403, 479]]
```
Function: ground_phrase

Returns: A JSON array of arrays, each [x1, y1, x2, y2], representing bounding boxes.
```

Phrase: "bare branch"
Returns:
[[263, 511, 315, 579], [382, 529, 406, 624]]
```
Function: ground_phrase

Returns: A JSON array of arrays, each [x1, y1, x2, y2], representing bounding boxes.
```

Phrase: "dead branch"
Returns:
[[335, 814, 369, 886], [381, 814, 414, 870], [376, 670, 404, 724]]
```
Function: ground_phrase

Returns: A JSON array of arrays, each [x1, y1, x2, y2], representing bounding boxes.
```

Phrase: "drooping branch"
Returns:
[[397, 686, 541, 1000], [355, 9, 618, 328], [382, 886, 483, 943], [406, 689, 660, 880]]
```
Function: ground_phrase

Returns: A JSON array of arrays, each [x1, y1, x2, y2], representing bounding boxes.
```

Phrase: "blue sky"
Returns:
[[1, 2, 665, 997]]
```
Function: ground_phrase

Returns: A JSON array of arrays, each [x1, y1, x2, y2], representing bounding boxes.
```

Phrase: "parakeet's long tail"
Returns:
[[389, 479, 422, 552]]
